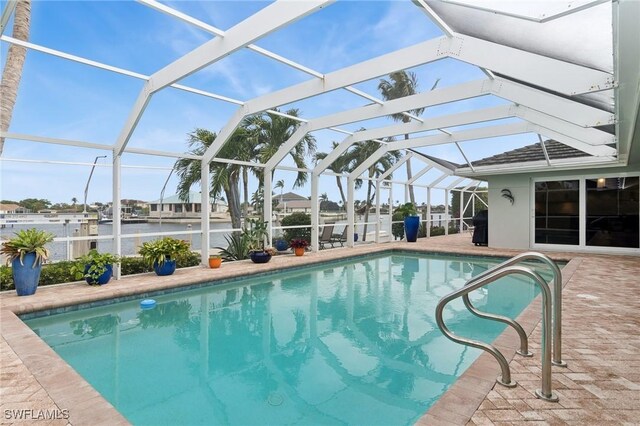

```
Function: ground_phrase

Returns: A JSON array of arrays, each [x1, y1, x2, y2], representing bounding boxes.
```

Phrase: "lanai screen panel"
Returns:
[[425, 0, 615, 112]]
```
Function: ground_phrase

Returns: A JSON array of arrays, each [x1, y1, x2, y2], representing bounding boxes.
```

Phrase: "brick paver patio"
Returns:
[[1, 234, 638, 425]]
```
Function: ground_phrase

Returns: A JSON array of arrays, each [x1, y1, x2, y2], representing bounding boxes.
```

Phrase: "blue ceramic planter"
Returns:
[[250, 251, 272, 264], [153, 258, 177, 276], [404, 216, 420, 242], [12, 253, 42, 296], [84, 263, 113, 285], [274, 239, 289, 252]]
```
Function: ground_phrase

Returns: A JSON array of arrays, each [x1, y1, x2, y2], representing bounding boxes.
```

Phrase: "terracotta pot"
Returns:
[[294, 247, 305, 257], [209, 257, 222, 268]]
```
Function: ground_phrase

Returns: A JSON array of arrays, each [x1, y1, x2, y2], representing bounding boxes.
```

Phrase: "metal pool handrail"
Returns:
[[435, 265, 559, 402], [462, 252, 566, 367]]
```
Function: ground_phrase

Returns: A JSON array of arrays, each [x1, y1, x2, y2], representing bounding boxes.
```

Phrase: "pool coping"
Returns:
[[0, 240, 575, 425]]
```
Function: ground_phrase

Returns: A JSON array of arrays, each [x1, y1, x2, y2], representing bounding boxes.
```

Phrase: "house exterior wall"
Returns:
[[487, 174, 531, 249], [486, 165, 640, 252]]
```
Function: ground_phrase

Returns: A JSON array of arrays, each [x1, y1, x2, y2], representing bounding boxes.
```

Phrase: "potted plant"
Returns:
[[395, 203, 420, 242], [71, 249, 121, 285], [290, 239, 309, 256], [246, 219, 274, 264], [1, 228, 54, 296], [208, 255, 222, 269], [138, 237, 191, 276]]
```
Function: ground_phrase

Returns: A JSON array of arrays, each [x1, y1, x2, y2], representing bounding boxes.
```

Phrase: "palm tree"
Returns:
[[245, 108, 316, 189], [174, 128, 249, 230], [314, 141, 351, 206], [349, 139, 401, 241], [377, 71, 426, 205], [0, 0, 32, 155], [274, 179, 285, 209], [71, 197, 78, 209]]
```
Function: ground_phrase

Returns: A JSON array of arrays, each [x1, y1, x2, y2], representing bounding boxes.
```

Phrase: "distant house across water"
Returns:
[[148, 192, 228, 218]]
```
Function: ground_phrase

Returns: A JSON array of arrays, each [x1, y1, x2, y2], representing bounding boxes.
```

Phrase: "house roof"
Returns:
[[278, 192, 308, 201], [277, 200, 311, 209], [460, 139, 590, 169], [150, 192, 227, 205], [0, 203, 21, 211]]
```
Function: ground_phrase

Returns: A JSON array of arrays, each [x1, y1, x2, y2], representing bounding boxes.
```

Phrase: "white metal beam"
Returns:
[[202, 36, 453, 163], [377, 154, 413, 182], [427, 173, 450, 189], [446, 176, 467, 190], [538, 134, 551, 166], [407, 165, 432, 185], [0, 0, 17, 35], [531, 125, 617, 157], [349, 122, 531, 178], [451, 33, 614, 95], [346, 104, 514, 143], [115, 0, 332, 156], [514, 106, 615, 146]]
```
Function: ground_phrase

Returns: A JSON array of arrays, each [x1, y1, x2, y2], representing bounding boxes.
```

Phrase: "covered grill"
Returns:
[[472, 210, 489, 246]]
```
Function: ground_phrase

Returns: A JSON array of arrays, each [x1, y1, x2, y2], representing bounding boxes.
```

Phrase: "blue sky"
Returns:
[[0, 0, 539, 207]]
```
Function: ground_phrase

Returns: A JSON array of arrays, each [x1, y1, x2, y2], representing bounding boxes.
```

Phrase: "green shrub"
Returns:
[[0, 253, 201, 291], [281, 212, 311, 243], [391, 212, 405, 240], [121, 256, 152, 275], [430, 226, 445, 236], [1, 266, 13, 291], [418, 222, 427, 238]]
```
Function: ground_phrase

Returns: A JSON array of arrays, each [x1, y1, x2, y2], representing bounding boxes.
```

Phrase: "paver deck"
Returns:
[[1, 234, 638, 425]]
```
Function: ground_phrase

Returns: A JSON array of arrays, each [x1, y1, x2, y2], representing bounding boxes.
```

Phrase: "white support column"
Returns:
[[311, 172, 319, 252], [112, 154, 122, 279], [264, 168, 273, 246], [459, 189, 464, 231], [347, 177, 355, 247], [200, 162, 210, 266], [404, 184, 409, 204], [389, 183, 394, 240], [426, 187, 431, 237], [444, 189, 450, 235], [375, 179, 381, 243]]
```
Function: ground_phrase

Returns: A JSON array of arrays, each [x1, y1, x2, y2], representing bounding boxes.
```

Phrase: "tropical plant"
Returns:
[[245, 219, 269, 252], [274, 179, 286, 209], [378, 72, 438, 204], [0, 0, 31, 155], [289, 239, 310, 249], [70, 250, 121, 284], [218, 233, 251, 261], [281, 212, 311, 242], [174, 128, 252, 230], [138, 237, 192, 267], [245, 108, 316, 188], [1, 228, 54, 267]]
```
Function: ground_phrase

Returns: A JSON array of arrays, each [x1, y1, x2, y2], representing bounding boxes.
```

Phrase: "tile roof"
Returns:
[[462, 139, 590, 168]]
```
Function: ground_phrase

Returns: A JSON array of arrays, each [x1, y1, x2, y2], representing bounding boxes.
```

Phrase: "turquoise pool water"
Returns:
[[26, 253, 547, 425]]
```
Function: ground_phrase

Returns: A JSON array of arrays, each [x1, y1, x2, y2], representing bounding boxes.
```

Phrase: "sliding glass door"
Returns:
[[534, 180, 580, 245], [586, 177, 639, 248], [533, 175, 639, 251]]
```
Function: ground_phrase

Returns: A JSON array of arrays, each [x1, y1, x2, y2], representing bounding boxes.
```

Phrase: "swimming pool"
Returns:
[[25, 252, 546, 425]]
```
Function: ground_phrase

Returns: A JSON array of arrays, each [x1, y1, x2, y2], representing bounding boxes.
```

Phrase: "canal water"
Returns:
[[1, 219, 382, 261]]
